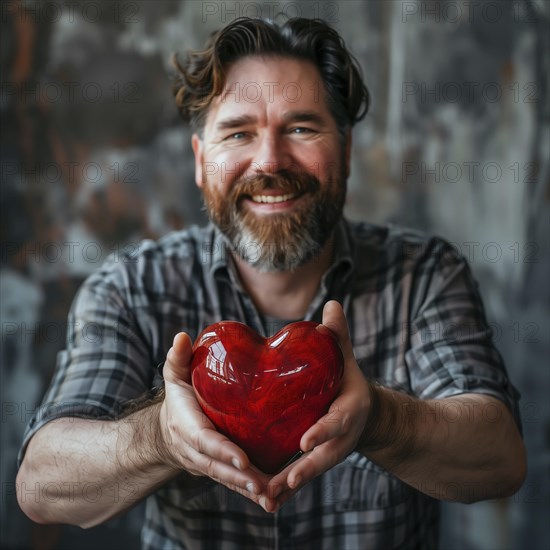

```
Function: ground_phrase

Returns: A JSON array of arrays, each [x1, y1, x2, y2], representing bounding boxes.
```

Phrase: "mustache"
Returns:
[[229, 169, 320, 200]]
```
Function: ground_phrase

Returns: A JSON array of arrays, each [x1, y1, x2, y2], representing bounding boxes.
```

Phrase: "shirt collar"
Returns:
[[321, 217, 355, 289], [208, 223, 231, 275]]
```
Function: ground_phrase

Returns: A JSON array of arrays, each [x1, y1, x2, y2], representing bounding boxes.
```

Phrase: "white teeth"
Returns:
[[251, 193, 297, 204]]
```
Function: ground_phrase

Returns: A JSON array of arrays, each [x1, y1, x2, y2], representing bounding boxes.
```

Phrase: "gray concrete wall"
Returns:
[[1, 1, 548, 548]]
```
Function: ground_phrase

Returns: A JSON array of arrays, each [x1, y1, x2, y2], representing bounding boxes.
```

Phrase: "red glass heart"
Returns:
[[191, 321, 344, 474]]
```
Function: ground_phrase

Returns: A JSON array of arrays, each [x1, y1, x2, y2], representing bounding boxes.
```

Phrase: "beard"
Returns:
[[202, 164, 346, 273]]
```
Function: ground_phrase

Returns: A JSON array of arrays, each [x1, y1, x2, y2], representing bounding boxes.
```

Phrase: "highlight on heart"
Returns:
[[190, 321, 344, 473]]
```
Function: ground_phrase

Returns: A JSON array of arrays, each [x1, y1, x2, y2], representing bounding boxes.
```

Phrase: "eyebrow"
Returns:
[[281, 111, 326, 126], [215, 115, 256, 131], [215, 111, 327, 132]]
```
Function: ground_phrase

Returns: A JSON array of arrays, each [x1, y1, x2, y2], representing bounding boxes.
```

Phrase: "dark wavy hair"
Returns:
[[172, 17, 370, 137]]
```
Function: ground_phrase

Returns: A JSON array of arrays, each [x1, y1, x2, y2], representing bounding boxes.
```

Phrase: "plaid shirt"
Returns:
[[19, 219, 521, 550]]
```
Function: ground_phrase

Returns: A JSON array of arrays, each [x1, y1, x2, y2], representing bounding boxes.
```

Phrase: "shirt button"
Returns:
[[279, 522, 292, 539]]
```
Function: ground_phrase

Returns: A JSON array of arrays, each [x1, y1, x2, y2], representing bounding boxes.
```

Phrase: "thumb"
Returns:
[[163, 332, 194, 384], [318, 300, 354, 362]]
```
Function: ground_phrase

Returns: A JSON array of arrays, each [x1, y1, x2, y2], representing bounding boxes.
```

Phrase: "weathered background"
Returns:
[[1, 1, 548, 548]]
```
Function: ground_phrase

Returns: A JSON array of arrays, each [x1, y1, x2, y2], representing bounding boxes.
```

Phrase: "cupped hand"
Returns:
[[157, 301, 372, 514], [266, 300, 372, 510], [158, 332, 276, 511]]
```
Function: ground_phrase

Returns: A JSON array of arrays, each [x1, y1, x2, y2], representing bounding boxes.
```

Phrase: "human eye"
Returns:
[[225, 131, 248, 141], [290, 127, 313, 134]]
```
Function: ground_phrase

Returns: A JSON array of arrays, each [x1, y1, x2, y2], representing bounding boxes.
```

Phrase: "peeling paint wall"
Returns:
[[1, 1, 548, 548]]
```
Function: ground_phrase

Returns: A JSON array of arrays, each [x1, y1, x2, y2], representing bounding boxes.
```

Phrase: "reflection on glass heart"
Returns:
[[190, 321, 344, 474]]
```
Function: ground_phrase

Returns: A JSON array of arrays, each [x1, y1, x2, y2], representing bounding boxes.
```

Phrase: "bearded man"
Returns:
[[17, 17, 525, 550]]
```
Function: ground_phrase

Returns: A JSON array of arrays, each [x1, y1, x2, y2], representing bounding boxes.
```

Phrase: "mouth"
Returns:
[[238, 190, 306, 213], [250, 192, 299, 204]]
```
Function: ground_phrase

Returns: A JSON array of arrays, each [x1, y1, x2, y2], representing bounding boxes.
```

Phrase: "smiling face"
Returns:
[[192, 55, 351, 272]]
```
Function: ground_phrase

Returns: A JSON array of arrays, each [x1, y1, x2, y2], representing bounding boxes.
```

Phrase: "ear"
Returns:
[[192, 133, 204, 188], [344, 129, 352, 179]]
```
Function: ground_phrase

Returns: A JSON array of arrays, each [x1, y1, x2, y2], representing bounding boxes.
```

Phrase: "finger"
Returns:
[[286, 440, 342, 488], [258, 494, 281, 513], [300, 401, 349, 452], [261, 470, 299, 512], [191, 426, 252, 472], [166, 392, 253, 473], [266, 465, 297, 498], [229, 483, 278, 512], [188, 453, 281, 513], [164, 332, 193, 384], [221, 482, 279, 514], [318, 300, 354, 362], [267, 486, 298, 511], [190, 451, 264, 496], [163, 393, 268, 496]]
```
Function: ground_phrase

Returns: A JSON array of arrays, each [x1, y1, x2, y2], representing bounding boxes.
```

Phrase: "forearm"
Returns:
[[16, 402, 179, 528], [358, 385, 527, 503]]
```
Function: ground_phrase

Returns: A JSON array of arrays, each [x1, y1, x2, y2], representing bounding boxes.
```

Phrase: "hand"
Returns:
[[158, 332, 276, 511], [267, 300, 371, 510]]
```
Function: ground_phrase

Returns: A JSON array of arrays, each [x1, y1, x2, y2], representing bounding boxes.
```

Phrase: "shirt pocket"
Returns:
[[333, 452, 414, 512]]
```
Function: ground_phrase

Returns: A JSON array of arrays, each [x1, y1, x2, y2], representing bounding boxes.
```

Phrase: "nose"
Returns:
[[250, 132, 291, 175]]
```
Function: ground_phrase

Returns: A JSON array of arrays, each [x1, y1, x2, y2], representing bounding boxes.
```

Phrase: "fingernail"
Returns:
[[259, 496, 268, 512], [231, 457, 242, 470], [290, 474, 302, 489], [246, 482, 260, 495]]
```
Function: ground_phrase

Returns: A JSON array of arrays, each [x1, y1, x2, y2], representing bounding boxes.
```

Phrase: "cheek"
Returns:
[[295, 142, 341, 176], [212, 149, 241, 166], [314, 158, 340, 185], [204, 150, 245, 191]]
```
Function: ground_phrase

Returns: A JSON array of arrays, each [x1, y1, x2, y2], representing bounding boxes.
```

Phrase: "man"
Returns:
[[17, 17, 526, 549]]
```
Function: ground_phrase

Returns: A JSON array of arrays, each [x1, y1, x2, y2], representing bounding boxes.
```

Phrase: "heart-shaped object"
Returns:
[[191, 321, 344, 474]]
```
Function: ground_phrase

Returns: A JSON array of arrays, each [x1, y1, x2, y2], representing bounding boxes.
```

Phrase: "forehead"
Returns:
[[203, 56, 334, 130]]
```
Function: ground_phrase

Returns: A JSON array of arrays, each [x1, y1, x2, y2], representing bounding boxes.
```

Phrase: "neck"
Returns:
[[232, 235, 335, 320]]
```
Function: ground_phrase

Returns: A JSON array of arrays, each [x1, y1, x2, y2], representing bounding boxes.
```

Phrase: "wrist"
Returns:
[[122, 399, 177, 474], [356, 379, 384, 452], [155, 399, 182, 472], [356, 382, 418, 467]]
